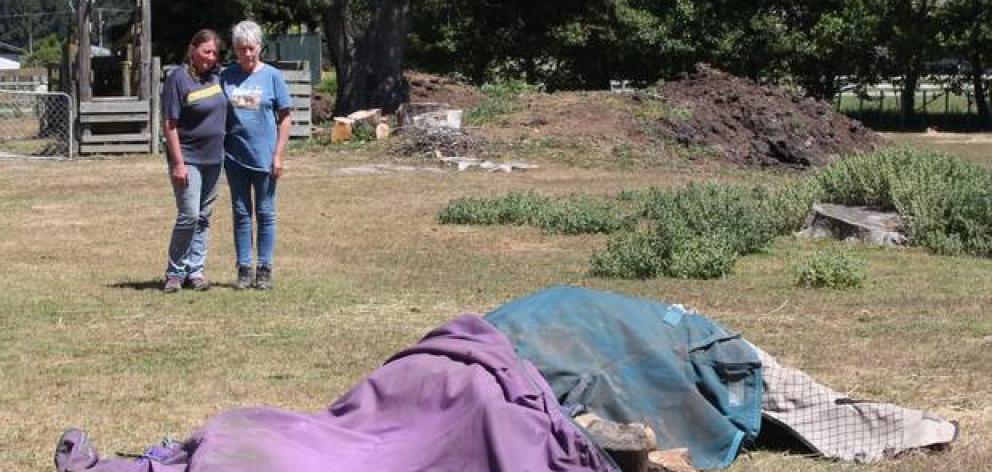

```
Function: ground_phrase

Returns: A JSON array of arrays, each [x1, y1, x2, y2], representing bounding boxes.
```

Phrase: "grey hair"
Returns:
[[231, 20, 263, 47]]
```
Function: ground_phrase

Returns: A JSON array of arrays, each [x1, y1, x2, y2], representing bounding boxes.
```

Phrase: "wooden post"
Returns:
[[922, 89, 927, 118], [878, 89, 884, 122], [151, 56, 161, 155], [139, 0, 151, 100], [122, 44, 133, 97], [76, 0, 91, 101]]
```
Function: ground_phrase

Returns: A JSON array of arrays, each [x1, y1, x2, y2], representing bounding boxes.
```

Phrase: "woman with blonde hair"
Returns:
[[221, 20, 292, 290], [160, 29, 226, 293]]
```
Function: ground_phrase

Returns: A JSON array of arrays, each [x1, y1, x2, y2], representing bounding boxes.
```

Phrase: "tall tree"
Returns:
[[324, 0, 410, 115], [938, 0, 992, 128], [879, 0, 942, 126], [781, 1, 884, 100]]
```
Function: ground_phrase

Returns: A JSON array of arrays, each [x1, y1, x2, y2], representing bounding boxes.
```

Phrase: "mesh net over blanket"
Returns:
[[754, 344, 957, 463]]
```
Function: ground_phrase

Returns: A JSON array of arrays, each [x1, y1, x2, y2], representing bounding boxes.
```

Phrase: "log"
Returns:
[[331, 117, 354, 143], [346, 109, 381, 130]]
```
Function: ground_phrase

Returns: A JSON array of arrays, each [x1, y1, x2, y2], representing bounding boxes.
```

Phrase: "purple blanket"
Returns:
[[59, 315, 614, 472]]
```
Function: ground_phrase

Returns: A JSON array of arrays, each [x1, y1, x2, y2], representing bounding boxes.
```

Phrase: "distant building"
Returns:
[[0, 41, 27, 70]]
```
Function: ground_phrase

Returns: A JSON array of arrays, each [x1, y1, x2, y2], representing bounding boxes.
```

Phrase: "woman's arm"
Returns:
[[272, 108, 291, 179], [164, 119, 187, 187]]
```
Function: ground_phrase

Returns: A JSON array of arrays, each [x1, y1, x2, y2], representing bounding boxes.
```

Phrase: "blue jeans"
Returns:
[[225, 160, 278, 267], [166, 163, 221, 278]]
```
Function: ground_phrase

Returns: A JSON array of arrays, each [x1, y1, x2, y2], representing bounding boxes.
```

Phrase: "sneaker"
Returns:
[[163, 276, 183, 293], [254, 265, 273, 290], [187, 275, 210, 291], [236, 265, 254, 290]]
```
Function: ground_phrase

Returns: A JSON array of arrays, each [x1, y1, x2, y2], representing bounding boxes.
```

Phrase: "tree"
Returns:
[[878, 0, 942, 126], [781, 1, 884, 100], [0, 0, 65, 52], [323, 0, 410, 115], [938, 0, 992, 128], [21, 33, 62, 67]]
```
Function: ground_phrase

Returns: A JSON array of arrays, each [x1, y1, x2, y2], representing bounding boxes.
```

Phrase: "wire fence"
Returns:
[[0, 90, 73, 159]]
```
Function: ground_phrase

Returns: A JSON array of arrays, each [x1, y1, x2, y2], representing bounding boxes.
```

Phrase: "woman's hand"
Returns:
[[272, 156, 283, 179], [171, 163, 188, 188]]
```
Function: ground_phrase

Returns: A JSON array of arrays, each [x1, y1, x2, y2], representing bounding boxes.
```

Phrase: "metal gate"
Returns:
[[0, 90, 73, 160]]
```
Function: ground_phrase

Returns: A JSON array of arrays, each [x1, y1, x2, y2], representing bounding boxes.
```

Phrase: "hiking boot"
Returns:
[[236, 265, 254, 290], [187, 275, 210, 291], [163, 276, 183, 293], [254, 265, 273, 290]]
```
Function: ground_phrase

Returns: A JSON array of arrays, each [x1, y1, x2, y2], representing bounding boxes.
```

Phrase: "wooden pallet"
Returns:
[[78, 98, 152, 154], [272, 61, 312, 138]]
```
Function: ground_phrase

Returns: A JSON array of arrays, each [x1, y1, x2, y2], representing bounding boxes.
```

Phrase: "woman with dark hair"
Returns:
[[160, 29, 227, 293]]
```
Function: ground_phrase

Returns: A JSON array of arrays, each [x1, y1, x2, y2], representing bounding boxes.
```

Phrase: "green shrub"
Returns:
[[315, 71, 338, 94], [795, 249, 867, 289], [813, 147, 992, 257], [442, 146, 992, 281], [663, 234, 738, 279], [351, 125, 377, 143], [465, 79, 537, 125], [642, 183, 778, 255], [438, 191, 632, 234], [437, 191, 548, 226], [590, 231, 662, 279], [534, 196, 632, 234]]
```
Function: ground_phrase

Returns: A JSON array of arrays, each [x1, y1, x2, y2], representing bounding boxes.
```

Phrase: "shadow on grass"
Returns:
[[108, 280, 162, 291], [842, 110, 991, 133], [108, 280, 241, 291]]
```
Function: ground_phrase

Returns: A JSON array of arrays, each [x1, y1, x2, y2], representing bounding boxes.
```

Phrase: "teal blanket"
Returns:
[[486, 286, 763, 470]]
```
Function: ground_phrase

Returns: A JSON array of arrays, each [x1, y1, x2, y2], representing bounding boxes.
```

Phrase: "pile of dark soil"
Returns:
[[648, 64, 880, 168]]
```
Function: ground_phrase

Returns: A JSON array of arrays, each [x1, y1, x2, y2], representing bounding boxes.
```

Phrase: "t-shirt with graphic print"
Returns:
[[161, 67, 227, 165], [221, 64, 292, 173]]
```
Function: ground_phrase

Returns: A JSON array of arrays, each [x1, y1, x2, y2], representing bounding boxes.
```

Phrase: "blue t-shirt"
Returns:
[[161, 67, 226, 165], [220, 64, 292, 172]]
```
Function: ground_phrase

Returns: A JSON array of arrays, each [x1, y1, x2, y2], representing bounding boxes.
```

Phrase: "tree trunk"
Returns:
[[325, 0, 409, 117], [369, 0, 410, 112], [900, 69, 919, 128], [971, 55, 989, 129]]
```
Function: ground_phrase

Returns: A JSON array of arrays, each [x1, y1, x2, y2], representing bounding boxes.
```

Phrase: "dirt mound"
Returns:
[[650, 64, 880, 168], [405, 71, 485, 110]]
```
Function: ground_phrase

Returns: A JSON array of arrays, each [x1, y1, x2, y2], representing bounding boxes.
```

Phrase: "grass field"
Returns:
[[1, 135, 990, 471]]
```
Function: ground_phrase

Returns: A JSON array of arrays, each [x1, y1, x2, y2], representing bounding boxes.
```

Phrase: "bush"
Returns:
[[442, 146, 992, 281], [590, 231, 662, 279], [465, 79, 538, 125], [437, 191, 628, 234], [663, 235, 738, 279], [315, 71, 338, 94], [813, 147, 992, 257], [794, 249, 867, 289], [642, 183, 779, 255], [533, 196, 632, 234], [437, 191, 548, 226]]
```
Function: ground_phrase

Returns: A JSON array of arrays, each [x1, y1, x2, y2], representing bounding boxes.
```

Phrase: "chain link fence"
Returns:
[[0, 90, 73, 160]]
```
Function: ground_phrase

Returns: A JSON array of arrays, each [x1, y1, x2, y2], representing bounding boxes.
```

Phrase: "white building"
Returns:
[[0, 41, 26, 70]]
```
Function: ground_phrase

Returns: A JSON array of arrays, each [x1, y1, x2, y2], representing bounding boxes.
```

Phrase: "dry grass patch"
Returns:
[[1, 137, 990, 471]]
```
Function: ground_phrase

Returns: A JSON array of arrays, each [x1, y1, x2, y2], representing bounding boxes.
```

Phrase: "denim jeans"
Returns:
[[166, 163, 221, 278], [225, 160, 278, 267]]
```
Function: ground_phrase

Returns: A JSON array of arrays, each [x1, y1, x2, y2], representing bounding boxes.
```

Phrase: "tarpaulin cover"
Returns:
[[486, 286, 764, 470], [58, 315, 615, 472]]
